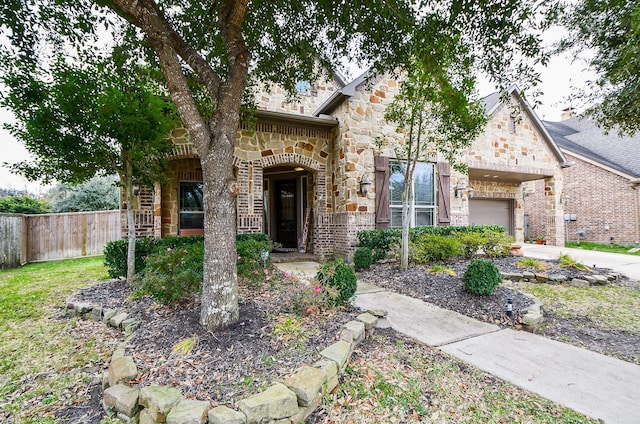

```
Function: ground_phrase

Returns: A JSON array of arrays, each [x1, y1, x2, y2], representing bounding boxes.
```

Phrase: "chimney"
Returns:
[[561, 107, 576, 121]]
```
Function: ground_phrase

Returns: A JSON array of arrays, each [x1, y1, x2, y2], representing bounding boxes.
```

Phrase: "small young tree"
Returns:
[[2, 48, 177, 283], [384, 31, 488, 270]]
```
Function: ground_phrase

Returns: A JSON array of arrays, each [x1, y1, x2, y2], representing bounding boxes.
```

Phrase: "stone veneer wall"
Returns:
[[528, 153, 639, 244], [462, 93, 566, 246], [255, 78, 342, 116]]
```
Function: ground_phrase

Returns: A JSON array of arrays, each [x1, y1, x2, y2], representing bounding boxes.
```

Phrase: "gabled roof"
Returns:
[[313, 70, 370, 116], [481, 85, 570, 167], [543, 117, 640, 178]]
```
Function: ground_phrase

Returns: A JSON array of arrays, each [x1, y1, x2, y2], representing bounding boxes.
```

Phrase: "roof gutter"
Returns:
[[256, 110, 338, 128]]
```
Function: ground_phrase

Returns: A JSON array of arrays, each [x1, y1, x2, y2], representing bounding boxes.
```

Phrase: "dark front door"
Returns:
[[275, 179, 297, 247]]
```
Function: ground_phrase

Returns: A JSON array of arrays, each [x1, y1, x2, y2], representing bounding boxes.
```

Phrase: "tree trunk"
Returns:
[[124, 161, 136, 284], [401, 181, 413, 271], [199, 132, 239, 329]]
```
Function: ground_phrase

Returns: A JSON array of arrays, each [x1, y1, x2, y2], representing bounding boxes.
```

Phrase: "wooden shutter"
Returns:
[[437, 162, 451, 225], [375, 155, 390, 229]]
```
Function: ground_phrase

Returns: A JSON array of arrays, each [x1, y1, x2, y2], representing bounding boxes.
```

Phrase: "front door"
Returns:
[[275, 179, 297, 247]]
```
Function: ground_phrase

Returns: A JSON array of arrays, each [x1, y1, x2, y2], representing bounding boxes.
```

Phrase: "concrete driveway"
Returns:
[[521, 243, 640, 281]]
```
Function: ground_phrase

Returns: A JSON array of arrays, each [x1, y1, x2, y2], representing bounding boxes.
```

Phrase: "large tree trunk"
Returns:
[[199, 132, 239, 328]]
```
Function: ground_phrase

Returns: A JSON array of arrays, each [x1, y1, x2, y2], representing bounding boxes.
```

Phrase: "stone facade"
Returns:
[[528, 152, 640, 244], [124, 76, 568, 254], [255, 77, 343, 116]]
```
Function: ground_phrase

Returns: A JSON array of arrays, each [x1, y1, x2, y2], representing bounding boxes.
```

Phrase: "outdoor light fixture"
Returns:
[[359, 174, 371, 195], [132, 184, 140, 196], [455, 180, 474, 199], [506, 298, 513, 318], [261, 249, 269, 269], [293, 167, 304, 172]]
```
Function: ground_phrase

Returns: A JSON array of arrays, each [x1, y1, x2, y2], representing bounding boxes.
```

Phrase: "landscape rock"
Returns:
[[319, 340, 352, 371], [108, 356, 138, 387], [110, 311, 129, 328], [592, 275, 608, 285], [313, 359, 339, 392], [570, 278, 590, 287], [289, 392, 322, 424], [102, 308, 118, 324], [548, 274, 567, 283], [342, 320, 365, 344], [356, 312, 377, 331], [522, 271, 536, 281], [103, 384, 140, 418], [283, 365, 326, 407], [374, 317, 392, 329], [89, 305, 103, 321], [139, 385, 183, 422], [367, 309, 388, 318], [208, 405, 246, 424], [535, 273, 549, 283], [73, 302, 93, 314], [521, 311, 544, 330], [584, 275, 597, 284], [166, 399, 211, 424], [238, 383, 298, 424]]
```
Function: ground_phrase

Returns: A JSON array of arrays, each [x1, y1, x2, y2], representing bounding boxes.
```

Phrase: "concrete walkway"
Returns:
[[522, 243, 640, 281], [274, 251, 640, 423]]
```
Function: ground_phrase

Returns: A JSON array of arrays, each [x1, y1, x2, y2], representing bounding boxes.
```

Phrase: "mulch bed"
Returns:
[[57, 256, 640, 422]]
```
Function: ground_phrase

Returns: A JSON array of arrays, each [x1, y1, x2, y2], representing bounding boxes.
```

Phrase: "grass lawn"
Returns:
[[319, 334, 597, 423], [0, 257, 121, 424], [565, 241, 640, 256], [507, 280, 640, 333]]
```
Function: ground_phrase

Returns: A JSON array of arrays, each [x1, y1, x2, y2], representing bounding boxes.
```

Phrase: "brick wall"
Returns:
[[528, 153, 639, 244]]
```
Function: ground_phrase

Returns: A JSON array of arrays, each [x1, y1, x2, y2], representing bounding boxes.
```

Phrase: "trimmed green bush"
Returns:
[[316, 258, 357, 306], [357, 225, 512, 264], [410, 234, 463, 263], [462, 258, 502, 295], [236, 234, 271, 284], [353, 247, 373, 270], [104, 234, 269, 280], [134, 241, 204, 304]]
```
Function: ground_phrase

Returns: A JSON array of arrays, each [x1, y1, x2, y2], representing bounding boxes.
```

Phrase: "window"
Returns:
[[389, 161, 435, 228], [508, 116, 517, 134], [179, 182, 204, 232]]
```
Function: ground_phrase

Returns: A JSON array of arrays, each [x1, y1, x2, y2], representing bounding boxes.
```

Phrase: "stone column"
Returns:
[[544, 175, 565, 246], [153, 182, 162, 238]]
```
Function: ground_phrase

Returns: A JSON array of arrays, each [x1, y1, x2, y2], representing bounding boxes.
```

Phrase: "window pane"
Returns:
[[180, 212, 204, 230], [295, 81, 310, 95], [389, 162, 406, 205], [414, 163, 434, 206], [180, 182, 204, 212], [415, 208, 434, 227], [391, 208, 403, 228]]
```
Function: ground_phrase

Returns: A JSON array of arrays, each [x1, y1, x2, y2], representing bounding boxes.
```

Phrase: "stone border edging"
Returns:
[[65, 299, 387, 424]]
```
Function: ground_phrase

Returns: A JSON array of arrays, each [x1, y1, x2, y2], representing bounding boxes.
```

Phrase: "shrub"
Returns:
[[462, 258, 502, 295], [356, 229, 399, 262], [480, 229, 514, 258], [458, 232, 485, 258], [410, 234, 463, 263], [315, 258, 357, 306], [104, 234, 268, 280], [134, 241, 204, 304], [353, 247, 373, 270], [237, 234, 271, 284]]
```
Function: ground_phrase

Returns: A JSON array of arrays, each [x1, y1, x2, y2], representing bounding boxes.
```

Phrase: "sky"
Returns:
[[0, 26, 595, 195]]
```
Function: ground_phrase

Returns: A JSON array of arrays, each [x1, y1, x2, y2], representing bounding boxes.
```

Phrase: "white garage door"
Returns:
[[469, 199, 513, 234]]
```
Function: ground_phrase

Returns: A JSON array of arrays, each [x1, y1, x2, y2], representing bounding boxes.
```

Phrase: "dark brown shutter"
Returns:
[[437, 162, 451, 225], [375, 155, 390, 229]]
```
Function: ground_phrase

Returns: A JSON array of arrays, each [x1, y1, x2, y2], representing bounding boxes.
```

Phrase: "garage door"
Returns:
[[469, 199, 513, 234]]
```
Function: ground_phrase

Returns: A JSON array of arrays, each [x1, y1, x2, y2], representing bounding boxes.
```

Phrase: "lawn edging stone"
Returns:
[[66, 298, 385, 424]]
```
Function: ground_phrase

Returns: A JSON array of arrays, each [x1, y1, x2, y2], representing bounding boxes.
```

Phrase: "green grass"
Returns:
[[565, 241, 640, 256], [558, 254, 591, 271], [508, 281, 640, 333], [326, 335, 596, 423], [0, 257, 121, 423]]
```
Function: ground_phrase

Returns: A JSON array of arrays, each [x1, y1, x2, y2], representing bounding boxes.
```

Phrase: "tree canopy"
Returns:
[[562, 0, 640, 135], [1, 0, 559, 330], [46, 176, 119, 213]]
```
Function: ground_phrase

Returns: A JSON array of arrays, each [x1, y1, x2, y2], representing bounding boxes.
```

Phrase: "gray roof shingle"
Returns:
[[543, 117, 640, 178]]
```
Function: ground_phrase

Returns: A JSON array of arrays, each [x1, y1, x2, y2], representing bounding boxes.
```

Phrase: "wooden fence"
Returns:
[[0, 210, 121, 269]]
